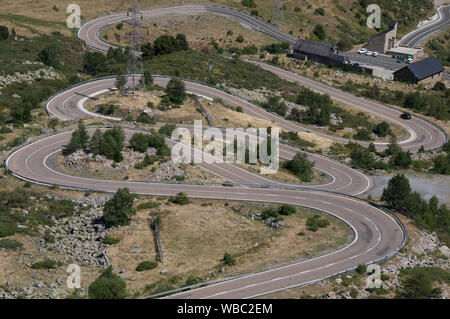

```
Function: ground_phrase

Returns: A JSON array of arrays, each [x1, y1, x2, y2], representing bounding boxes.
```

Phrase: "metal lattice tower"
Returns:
[[124, 0, 147, 99], [271, 0, 285, 27]]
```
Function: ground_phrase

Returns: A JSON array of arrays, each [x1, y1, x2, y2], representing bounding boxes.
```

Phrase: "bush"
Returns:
[[136, 261, 158, 272], [135, 155, 158, 169], [284, 152, 315, 182], [0, 26, 9, 40], [159, 124, 177, 137], [0, 239, 23, 249], [373, 121, 391, 137], [31, 259, 58, 269], [241, 0, 257, 8], [356, 264, 367, 274], [185, 276, 200, 286], [337, 38, 353, 51], [278, 204, 296, 216], [223, 252, 236, 265], [314, 8, 325, 16], [88, 267, 127, 299], [103, 188, 136, 228], [83, 51, 108, 75], [166, 78, 186, 104], [261, 207, 279, 220], [136, 113, 156, 124], [306, 215, 329, 231], [397, 267, 444, 299], [129, 133, 149, 153], [169, 192, 189, 205], [354, 128, 373, 141], [103, 236, 121, 245], [313, 24, 326, 40], [0, 222, 17, 238], [137, 201, 160, 210]]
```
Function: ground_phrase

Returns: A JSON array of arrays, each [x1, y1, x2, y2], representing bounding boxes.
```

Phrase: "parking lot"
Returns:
[[341, 51, 409, 71]]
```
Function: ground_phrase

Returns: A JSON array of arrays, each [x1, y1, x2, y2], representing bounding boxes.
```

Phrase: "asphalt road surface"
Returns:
[[7, 3, 449, 299], [398, 5, 450, 48]]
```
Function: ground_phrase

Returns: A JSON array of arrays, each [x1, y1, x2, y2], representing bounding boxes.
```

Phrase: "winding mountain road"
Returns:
[[398, 4, 450, 48], [6, 4, 449, 299]]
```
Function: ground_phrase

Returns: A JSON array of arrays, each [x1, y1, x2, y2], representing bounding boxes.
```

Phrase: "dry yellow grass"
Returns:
[[106, 198, 353, 296], [100, 12, 275, 51]]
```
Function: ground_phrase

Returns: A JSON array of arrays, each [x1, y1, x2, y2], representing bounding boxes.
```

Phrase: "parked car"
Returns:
[[358, 48, 368, 54], [365, 50, 373, 56], [401, 112, 412, 120], [372, 51, 379, 57], [406, 58, 414, 64], [397, 57, 405, 63]]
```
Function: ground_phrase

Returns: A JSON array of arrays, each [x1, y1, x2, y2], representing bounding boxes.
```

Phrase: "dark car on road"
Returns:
[[401, 112, 412, 120]]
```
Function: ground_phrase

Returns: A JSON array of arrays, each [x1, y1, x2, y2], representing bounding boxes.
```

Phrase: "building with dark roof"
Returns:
[[366, 21, 398, 54], [292, 39, 344, 66], [394, 57, 444, 84]]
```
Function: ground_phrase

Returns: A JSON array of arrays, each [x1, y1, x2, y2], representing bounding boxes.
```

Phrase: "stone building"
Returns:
[[292, 39, 345, 66], [366, 21, 398, 53], [394, 57, 444, 84]]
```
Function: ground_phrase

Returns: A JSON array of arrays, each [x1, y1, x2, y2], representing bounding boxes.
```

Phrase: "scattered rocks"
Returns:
[[0, 68, 63, 89], [37, 198, 111, 267]]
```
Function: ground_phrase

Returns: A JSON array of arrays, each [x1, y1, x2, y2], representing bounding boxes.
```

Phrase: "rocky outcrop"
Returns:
[[37, 197, 111, 267], [0, 66, 64, 89]]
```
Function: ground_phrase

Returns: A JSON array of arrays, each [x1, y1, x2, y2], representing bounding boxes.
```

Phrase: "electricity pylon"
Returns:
[[124, 0, 147, 99], [271, 0, 285, 27]]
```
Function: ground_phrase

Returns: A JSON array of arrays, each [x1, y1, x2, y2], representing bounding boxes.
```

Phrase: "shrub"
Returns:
[[136, 113, 156, 124], [103, 188, 136, 228], [0, 222, 17, 238], [241, 0, 257, 8], [314, 8, 325, 16], [83, 51, 108, 75], [135, 155, 158, 169], [169, 192, 189, 205], [103, 236, 121, 245], [159, 124, 177, 137], [88, 267, 127, 299], [166, 78, 186, 104], [136, 260, 158, 272], [31, 259, 58, 269], [137, 201, 160, 210], [129, 133, 149, 153], [185, 276, 200, 286], [236, 35, 245, 43], [284, 152, 315, 182], [223, 252, 236, 265], [313, 24, 326, 40], [373, 121, 391, 137], [261, 207, 279, 220], [0, 26, 9, 40], [356, 264, 367, 274], [0, 239, 23, 249], [354, 128, 373, 141], [278, 204, 296, 216], [306, 215, 329, 231]]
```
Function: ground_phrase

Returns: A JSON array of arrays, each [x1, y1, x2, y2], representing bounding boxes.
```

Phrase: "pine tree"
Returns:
[[381, 174, 411, 211]]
